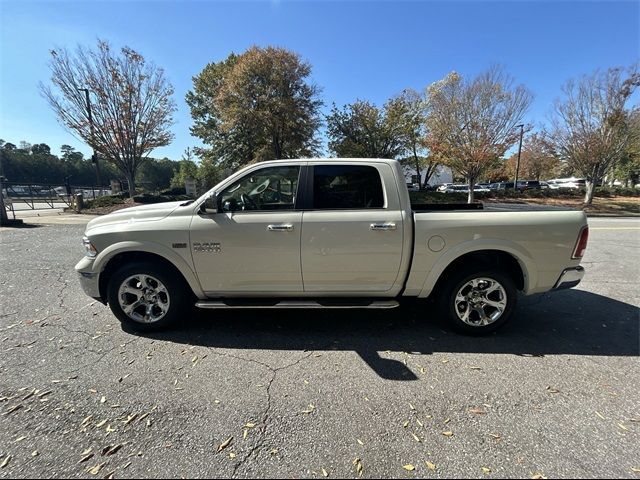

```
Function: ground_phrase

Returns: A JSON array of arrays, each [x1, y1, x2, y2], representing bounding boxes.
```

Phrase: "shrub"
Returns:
[[133, 193, 192, 204], [85, 195, 125, 208]]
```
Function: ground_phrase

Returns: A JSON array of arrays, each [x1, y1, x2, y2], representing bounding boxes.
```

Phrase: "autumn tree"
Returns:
[[388, 89, 442, 188], [41, 40, 176, 196], [505, 133, 559, 181], [614, 108, 640, 186], [187, 47, 322, 170], [326, 99, 407, 159], [425, 67, 533, 202], [549, 66, 639, 204]]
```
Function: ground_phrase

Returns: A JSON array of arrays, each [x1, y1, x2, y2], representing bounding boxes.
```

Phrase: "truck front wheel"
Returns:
[[107, 261, 190, 332], [439, 267, 517, 335]]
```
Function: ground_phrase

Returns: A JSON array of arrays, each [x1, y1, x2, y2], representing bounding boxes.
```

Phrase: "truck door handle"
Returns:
[[370, 223, 397, 231], [267, 224, 294, 231]]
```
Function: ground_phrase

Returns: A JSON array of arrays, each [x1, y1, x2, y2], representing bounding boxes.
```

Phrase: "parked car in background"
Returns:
[[436, 183, 452, 192], [440, 184, 490, 194], [406, 182, 420, 192], [546, 177, 586, 189]]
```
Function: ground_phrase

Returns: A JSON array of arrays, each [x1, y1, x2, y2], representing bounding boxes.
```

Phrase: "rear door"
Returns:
[[300, 163, 404, 293]]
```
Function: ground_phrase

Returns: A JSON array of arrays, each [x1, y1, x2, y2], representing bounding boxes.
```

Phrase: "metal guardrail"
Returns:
[[2, 182, 112, 210]]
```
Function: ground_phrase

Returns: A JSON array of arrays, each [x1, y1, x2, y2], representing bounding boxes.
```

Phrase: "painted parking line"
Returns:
[[590, 227, 640, 230]]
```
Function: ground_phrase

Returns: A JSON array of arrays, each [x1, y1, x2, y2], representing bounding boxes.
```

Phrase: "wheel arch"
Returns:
[[418, 241, 536, 298], [95, 241, 206, 302]]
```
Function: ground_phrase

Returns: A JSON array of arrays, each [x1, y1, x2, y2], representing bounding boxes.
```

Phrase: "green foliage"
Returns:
[[170, 159, 198, 188], [187, 46, 323, 170], [84, 195, 125, 208], [133, 193, 191, 204], [0, 141, 178, 189], [326, 100, 406, 158]]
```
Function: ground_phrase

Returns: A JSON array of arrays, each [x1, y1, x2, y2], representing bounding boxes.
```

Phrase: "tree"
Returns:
[[505, 133, 559, 181], [549, 66, 639, 204], [614, 109, 640, 186], [425, 67, 533, 202], [40, 39, 176, 197], [187, 46, 323, 170], [31, 143, 52, 156], [387, 89, 441, 188], [326, 100, 407, 159], [170, 159, 199, 189]]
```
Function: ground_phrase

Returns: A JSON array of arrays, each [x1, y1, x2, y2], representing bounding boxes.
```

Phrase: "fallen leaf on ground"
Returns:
[[469, 407, 487, 415], [595, 411, 605, 420], [630, 467, 640, 473], [101, 444, 123, 456], [546, 386, 560, 394], [322, 468, 329, 477], [442, 431, 454, 437], [100, 396, 106, 404], [301, 404, 316, 414], [87, 462, 105, 475], [95, 420, 107, 428], [1, 456, 11, 468], [403, 464, 415, 471], [426, 461, 436, 471], [353, 458, 363, 476], [357, 439, 364, 445], [482, 467, 491, 473], [79, 453, 94, 463], [618, 423, 628, 431], [217, 437, 233, 453], [410, 432, 421, 443], [531, 474, 548, 479]]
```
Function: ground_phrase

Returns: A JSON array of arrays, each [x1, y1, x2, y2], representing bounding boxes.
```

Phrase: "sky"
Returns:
[[1, 0, 639, 161]]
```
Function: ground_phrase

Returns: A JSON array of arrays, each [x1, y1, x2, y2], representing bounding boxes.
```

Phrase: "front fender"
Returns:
[[417, 238, 537, 298], [93, 240, 206, 299]]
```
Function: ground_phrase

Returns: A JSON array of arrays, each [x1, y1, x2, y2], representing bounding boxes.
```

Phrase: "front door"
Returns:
[[190, 164, 303, 294]]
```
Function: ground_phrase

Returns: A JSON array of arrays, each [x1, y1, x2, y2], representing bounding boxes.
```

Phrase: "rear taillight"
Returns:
[[572, 226, 589, 259]]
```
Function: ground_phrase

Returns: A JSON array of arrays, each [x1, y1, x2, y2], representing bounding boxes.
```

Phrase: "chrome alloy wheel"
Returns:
[[454, 277, 507, 327], [117, 274, 171, 324]]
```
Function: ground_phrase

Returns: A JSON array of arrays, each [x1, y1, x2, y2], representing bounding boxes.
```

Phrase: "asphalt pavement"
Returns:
[[0, 216, 638, 479]]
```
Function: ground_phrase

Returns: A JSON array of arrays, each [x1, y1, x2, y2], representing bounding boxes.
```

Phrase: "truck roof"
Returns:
[[256, 158, 399, 164]]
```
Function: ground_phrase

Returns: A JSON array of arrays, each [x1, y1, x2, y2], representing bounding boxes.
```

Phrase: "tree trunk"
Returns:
[[584, 180, 595, 205], [467, 177, 476, 204], [126, 172, 136, 199], [413, 146, 421, 190]]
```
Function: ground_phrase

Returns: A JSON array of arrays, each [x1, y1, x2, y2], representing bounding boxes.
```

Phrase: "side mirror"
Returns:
[[200, 194, 218, 215]]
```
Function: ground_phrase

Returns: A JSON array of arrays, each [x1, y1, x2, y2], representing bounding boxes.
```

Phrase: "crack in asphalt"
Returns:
[[201, 348, 320, 477]]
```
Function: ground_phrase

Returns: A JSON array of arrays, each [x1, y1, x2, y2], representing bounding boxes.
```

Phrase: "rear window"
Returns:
[[312, 165, 384, 209]]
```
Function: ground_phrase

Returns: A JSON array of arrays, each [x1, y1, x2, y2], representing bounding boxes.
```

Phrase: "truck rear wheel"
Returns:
[[439, 267, 517, 335], [107, 261, 190, 332]]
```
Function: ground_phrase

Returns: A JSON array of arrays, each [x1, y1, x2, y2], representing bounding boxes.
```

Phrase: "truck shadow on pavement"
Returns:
[[145, 289, 639, 381]]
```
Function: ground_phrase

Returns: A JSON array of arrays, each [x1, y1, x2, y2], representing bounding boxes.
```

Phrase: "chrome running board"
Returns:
[[195, 299, 400, 309]]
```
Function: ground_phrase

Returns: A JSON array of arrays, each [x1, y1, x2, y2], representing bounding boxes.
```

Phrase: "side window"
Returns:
[[219, 166, 301, 212], [312, 165, 384, 209]]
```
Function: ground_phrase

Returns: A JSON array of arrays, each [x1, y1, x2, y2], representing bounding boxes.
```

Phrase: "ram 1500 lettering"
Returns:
[[75, 159, 588, 334]]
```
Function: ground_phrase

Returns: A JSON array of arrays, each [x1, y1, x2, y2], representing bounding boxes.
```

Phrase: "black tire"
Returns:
[[107, 261, 192, 332], [438, 266, 517, 335]]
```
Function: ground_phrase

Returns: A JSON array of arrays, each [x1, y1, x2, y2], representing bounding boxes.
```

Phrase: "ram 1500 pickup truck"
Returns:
[[75, 159, 588, 334]]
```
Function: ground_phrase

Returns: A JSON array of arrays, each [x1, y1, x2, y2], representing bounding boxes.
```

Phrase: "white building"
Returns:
[[403, 164, 453, 187]]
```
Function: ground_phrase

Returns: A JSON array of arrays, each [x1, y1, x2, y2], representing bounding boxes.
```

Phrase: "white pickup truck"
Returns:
[[76, 159, 588, 334]]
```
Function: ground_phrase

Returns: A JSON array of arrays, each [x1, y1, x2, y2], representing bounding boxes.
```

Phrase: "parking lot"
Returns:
[[0, 216, 638, 479]]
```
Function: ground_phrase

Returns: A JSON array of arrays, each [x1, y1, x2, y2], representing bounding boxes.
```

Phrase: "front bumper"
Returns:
[[75, 257, 101, 301], [554, 266, 585, 290]]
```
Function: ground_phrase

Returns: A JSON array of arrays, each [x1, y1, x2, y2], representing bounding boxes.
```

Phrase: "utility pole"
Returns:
[[78, 88, 102, 188], [514, 124, 524, 191]]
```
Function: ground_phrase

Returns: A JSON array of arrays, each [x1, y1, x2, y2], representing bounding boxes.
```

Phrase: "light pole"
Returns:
[[513, 124, 524, 191], [78, 88, 102, 188]]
